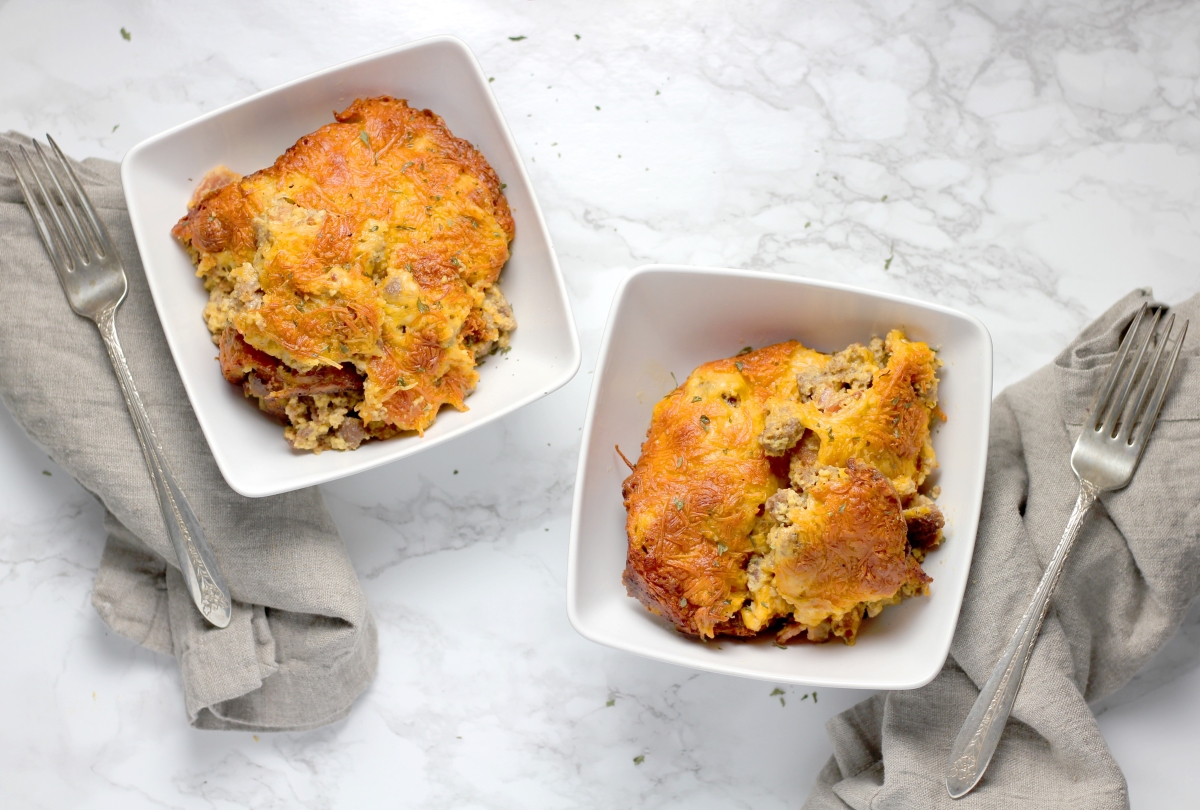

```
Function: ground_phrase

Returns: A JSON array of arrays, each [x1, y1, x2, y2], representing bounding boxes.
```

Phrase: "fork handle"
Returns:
[[946, 479, 1100, 798], [96, 309, 232, 629]]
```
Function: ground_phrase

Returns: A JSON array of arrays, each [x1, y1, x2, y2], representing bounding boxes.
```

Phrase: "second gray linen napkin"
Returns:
[[0, 132, 377, 731], [805, 289, 1200, 808]]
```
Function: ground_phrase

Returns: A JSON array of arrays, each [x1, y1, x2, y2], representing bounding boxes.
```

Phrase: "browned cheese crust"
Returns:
[[172, 96, 516, 451], [622, 331, 944, 644]]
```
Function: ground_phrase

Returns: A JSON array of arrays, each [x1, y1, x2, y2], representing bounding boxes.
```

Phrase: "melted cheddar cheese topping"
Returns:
[[172, 96, 515, 444], [622, 331, 943, 644]]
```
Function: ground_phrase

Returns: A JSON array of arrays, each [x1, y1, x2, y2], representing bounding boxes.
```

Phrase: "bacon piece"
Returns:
[[218, 327, 364, 406]]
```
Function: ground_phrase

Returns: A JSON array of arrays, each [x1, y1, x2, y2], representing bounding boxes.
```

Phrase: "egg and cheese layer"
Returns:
[[172, 96, 515, 449], [622, 331, 943, 644]]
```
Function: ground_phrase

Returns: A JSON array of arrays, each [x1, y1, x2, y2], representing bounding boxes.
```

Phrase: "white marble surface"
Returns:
[[2, 0, 1200, 805]]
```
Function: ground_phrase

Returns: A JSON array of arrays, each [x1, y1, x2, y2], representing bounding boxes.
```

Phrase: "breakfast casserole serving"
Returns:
[[621, 331, 945, 645], [172, 96, 516, 452]]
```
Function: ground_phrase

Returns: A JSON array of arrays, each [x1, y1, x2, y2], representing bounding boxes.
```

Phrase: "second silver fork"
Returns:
[[7, 136, 232, 629], [946, 303, 1188, 798]]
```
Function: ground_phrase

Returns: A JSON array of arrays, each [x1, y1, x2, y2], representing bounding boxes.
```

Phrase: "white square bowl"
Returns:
[[568, 266, 992, 689], [121, 36, 580, 497]]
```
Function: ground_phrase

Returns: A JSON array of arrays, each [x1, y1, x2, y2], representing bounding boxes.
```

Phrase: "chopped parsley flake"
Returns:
[[417, 299, 428, 312], [735, 361, 743, 372], [359, 130, 371, 147], [606, 699, 615, 707], [716, 542, 728, 555], [633, 755, 645, 765], [770, 688, 785, 695], [673, 497, 684, 510], [120, 27, 131, 40], [737, 346, 753, 355], [679, 597, 688, 607], [692, 396, 702, 402], [699, 414, 710, 430], [509, 35, 527, 41]]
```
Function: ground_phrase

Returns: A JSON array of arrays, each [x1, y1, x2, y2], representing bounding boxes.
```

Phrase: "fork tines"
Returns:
[[6, 136, 110, 276], [1090, 302, 1189, 447]]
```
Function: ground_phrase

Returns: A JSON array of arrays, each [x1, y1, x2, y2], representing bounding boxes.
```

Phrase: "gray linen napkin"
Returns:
[[0, 132, 377, 731], [805, 289, 1200, 808]]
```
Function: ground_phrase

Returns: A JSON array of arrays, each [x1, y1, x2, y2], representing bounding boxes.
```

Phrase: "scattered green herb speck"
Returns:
[[509, 35, 527, 41], [120, 27, 131, 41], [633, 755, 645, 765]]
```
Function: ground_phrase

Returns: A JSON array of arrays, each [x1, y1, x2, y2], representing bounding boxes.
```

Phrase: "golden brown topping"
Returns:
[[173, 96, 515, 448], [623, 331, 943, 643]]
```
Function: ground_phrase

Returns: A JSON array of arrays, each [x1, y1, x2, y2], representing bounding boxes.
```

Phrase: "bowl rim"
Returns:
[[119, 35, 581, 497], [567, 263, 993, 688]]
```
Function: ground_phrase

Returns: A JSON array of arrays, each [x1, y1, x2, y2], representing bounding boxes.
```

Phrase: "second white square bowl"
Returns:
[[568, 265, 992, 689], [121, 36, 580, 497]]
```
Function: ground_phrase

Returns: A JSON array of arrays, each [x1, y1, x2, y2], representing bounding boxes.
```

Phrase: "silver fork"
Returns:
[[946, 303, 1188, 798], [7, 137, 231, 629]]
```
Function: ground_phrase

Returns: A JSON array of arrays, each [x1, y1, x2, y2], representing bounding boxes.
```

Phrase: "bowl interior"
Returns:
[[121, 37, 578, 497], [569, 266, 992, 689]]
